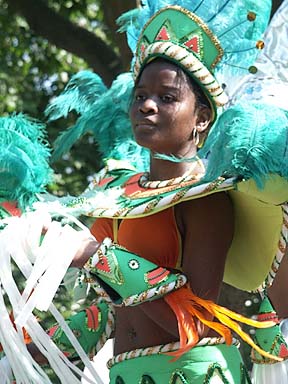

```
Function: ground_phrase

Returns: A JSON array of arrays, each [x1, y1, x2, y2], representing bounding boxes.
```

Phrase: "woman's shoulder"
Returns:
[[175, 191, 234, 242], [177, 191, 233, 218]]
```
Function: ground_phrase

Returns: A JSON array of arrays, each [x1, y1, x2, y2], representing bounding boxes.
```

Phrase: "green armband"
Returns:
[[48, 300, 114, 360], [85, 238, 187, 306]]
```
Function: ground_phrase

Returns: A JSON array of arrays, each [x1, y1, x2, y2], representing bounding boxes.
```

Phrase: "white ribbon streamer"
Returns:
[[0, 356, 15, 383], [0, 209, 105, 383]]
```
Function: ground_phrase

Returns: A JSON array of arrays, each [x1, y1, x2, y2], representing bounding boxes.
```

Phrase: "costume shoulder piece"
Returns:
[[60, 160, 233, 218], [45, 162, 287, 295]]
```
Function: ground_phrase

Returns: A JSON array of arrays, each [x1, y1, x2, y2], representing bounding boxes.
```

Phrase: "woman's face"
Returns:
[[130, 60, 203, 156]]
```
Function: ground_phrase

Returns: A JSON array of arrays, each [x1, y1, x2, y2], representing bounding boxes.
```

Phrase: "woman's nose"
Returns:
[[139, 97, 158, 113]]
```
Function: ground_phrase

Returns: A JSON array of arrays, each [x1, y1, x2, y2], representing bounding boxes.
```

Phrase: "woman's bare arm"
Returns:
[[139, 192, 234, 338]]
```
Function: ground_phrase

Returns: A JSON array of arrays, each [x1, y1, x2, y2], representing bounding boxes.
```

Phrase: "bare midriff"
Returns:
[[114, 306, 179, 355]]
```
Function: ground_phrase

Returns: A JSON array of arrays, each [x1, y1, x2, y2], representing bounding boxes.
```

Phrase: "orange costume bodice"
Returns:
[[90, 207, 182, 270]]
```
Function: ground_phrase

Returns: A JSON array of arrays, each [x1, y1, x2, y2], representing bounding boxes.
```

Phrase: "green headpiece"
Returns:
[[133, 6, 226, 118]]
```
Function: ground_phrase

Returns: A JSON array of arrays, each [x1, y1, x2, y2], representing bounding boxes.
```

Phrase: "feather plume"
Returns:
[[45, 70, 107, 120], [164, 286, 282, 361], [200, 101, 288, 187], [0, 114, 51, 209], [46, 71, 149, 170]]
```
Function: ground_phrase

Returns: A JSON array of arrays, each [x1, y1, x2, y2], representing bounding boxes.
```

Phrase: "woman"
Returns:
[[92, 57, 232, 348], [86, 58, 237, 383]]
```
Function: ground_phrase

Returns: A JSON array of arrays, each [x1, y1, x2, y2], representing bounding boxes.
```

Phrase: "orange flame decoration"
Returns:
[[164, 286, 282, 362]]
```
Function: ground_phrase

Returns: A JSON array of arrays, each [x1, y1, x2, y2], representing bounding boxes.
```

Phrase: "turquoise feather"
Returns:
[[45, 70, 107, 120], [199, 102, 288, 187], [0, 114, 52, 208], [46, 71, 149, 170]]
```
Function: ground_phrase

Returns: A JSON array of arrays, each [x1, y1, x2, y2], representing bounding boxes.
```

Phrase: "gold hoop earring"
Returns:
[[192, 128, 199, 146]]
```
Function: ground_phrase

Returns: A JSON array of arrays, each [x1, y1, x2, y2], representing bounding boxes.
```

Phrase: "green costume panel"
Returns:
[[48, 301, 114, 360], [109, 342, 251, 384]]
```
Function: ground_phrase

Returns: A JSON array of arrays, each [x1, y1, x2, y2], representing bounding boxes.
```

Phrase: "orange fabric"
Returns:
[[0, 201, 21, 217], [91, 217, 114, 242], [91, 208, 181, 269], [86, 305, 100, 330]]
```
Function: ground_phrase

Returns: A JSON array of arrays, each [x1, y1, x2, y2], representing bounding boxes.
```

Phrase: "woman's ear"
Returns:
[[195, 106, 212, 133], [195, 106, 212, 148]]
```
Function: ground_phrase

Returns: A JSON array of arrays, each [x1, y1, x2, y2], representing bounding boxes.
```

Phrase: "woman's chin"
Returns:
[[134, 133, 157, 150]]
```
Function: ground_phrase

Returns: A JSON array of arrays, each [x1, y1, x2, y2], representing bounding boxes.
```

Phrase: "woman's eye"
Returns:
[[134, 94, 145, 102], [161, 94, 175, 103]]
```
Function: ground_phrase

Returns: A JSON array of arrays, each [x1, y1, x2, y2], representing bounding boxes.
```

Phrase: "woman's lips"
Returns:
[[135, 120, 156, 130]]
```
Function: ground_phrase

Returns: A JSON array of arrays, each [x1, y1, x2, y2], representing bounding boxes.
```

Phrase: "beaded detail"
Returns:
[[139, 171, 202, 189], [203, 362, 251, 384], [138, 160, 205, 189], [169, 370, 188, 384]]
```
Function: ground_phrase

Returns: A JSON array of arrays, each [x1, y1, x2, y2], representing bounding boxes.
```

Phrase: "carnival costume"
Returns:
[[1, 0, 288, 383]]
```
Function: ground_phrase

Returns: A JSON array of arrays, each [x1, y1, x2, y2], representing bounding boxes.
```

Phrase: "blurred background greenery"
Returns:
[[0, 0, 136, 196], [0, 0, 284, 380]]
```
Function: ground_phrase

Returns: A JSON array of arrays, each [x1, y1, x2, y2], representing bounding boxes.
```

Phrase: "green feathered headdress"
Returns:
[[0, 114, 52, 209], [118, 0, 272, 120]]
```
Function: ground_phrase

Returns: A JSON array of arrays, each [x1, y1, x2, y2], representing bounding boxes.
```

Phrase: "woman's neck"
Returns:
[[149, 156, 203, 181]]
